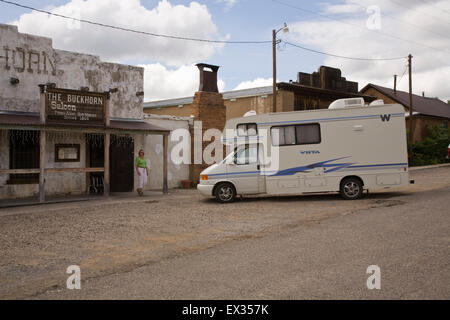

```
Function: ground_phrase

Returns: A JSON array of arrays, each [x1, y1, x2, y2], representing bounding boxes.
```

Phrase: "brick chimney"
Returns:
[[189, 63, 226, 185]]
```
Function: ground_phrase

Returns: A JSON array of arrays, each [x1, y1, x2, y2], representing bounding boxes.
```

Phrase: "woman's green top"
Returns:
[[135, 157, 147, 168]]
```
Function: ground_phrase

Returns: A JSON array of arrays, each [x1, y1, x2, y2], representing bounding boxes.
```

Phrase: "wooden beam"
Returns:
[[40, 91, 46, 124], [104, 133, 110, 197], [39, 91, 46, 203], [45, 167, 104, 173], [0, 169, 41, 174], [162, 133, 168, 194], [39, 130, 46, 203]]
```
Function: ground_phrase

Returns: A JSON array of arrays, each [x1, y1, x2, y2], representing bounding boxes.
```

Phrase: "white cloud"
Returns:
[[234, 77, 273, 90], [217, 0, 238, 10], [141, 64, 225, 101], [12, 0, 223, 66], [286, 0, 450, 100]]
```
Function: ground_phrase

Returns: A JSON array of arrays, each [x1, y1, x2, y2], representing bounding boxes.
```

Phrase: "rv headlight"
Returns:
[[201, 174, 208, 181]]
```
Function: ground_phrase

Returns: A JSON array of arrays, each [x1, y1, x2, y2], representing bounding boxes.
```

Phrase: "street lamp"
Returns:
[[272, 22, 289, 113]]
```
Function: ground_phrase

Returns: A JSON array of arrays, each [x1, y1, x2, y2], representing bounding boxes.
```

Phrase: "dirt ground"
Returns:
[[0, 165, 449, 299]]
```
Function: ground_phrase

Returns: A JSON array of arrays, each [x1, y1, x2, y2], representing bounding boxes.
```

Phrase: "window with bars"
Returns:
[[8, 130, 40, 184]]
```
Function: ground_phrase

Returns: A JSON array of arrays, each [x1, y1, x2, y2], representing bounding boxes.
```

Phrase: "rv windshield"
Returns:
[[222, 151, 235, 164]]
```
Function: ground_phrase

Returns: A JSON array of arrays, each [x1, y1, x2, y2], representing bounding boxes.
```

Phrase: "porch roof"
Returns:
[[0, 111, 170, 135]]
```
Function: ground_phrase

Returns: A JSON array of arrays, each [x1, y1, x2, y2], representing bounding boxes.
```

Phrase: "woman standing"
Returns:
[[135, 149, 149, 196]]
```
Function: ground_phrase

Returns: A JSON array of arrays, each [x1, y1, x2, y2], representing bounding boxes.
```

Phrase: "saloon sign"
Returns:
[[46, 88, 106, 124]]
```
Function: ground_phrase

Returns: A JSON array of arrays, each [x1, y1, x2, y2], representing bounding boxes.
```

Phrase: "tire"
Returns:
[[340, 177, 363, 200], [214, 182, 236, 203]]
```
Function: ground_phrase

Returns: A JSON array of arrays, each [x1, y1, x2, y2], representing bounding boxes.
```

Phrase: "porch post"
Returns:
[[104, 96, 110, 197], [39, 89, 46, 203], [162, 133, 168, 194]]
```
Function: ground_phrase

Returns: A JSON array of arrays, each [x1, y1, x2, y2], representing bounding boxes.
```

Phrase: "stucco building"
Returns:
[[0, 23, 191, 201]]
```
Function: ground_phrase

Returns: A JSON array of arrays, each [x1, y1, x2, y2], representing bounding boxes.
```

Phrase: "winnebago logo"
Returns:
[[380, 114, 391, 122], [301, 150, 320, 155]]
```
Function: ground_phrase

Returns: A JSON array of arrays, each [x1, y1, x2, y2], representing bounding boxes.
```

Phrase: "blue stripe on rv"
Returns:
[[207, 162, 408, 178]]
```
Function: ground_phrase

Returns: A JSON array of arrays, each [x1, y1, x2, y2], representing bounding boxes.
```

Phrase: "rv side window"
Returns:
[[271, 126, 296, 146], [237, 123, 258, 136], [296, 123, 321, 144]]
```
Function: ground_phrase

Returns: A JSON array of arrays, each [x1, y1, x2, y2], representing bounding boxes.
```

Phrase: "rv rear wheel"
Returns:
[[215, 182, 236, 203], [340, 177, 363, 200]]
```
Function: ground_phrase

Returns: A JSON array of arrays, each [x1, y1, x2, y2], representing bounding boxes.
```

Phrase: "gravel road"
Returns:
[[0, 165, 449, 299]]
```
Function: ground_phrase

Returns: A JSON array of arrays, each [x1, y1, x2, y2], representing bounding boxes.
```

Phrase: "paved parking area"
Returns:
[[0, 165, 449, 299]]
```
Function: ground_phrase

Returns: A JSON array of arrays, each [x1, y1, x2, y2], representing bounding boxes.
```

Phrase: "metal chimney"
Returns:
[[196, 63, 220, 93]]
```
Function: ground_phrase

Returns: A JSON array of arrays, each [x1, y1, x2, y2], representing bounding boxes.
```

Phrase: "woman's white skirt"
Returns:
[[137, 167, 147, 189]]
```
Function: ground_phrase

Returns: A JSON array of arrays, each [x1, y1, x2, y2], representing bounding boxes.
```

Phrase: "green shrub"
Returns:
[[409, 125, 450, 166]]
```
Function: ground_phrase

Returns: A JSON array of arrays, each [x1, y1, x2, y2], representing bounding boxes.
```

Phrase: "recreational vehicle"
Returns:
[[197, 98, 412, 203]]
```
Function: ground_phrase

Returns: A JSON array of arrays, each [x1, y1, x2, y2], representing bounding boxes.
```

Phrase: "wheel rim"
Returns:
[[218, 185, 233, 201], [343, 181, 360, 197]]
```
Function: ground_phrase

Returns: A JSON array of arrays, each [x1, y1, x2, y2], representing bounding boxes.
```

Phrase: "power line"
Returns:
[[272, 0, 450, 55], [397, 62, 409, 84], [0, 0, 272, 44], [283, 41, 407, 61]]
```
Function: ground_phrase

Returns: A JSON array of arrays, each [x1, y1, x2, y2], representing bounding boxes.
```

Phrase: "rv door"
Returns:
[[227, 144, 264, 194]]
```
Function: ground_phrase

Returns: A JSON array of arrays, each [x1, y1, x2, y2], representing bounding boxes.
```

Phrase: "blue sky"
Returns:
[[1, 0, 449, 101]]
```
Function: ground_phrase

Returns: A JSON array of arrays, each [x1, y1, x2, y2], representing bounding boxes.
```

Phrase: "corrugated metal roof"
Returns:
[[361, 84, 450, 119], [143, 86, 273, 109]]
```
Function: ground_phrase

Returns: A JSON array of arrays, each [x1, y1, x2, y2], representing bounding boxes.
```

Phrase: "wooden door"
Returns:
[[110, 135, 134, 192]]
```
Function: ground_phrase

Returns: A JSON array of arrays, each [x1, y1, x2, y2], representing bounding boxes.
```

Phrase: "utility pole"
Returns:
[[272, 23, 289, 113], [272, 29, 277, 113], [408, 54, 414, 164]]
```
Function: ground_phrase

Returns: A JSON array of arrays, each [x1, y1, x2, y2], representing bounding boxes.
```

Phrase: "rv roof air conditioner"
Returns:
[[244, 110, 257, 117], [369, 99, 384, 106], [329, 97, 365, 109]]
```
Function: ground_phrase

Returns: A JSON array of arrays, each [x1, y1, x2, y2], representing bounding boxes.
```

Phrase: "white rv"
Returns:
[[197, 98, 412, 203]]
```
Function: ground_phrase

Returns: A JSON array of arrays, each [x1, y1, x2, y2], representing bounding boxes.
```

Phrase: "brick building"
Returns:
[[144, 65, 376, 121]]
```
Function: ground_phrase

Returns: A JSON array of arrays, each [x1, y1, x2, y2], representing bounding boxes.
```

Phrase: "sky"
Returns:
[[0, 0, 449, 102]]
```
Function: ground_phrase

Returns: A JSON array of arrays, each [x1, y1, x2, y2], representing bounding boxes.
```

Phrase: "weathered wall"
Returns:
[[0, 24, 143, 119], [138, 115, 190, 190], [144, 90, 296, 121], [0, 131, 86, 200]]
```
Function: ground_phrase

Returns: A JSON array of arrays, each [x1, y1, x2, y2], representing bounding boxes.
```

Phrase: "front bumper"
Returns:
[[197, 184, 214, 197]]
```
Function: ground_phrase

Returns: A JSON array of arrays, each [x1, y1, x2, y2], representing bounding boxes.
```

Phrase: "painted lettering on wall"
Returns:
[[0, 46, 57, 75]]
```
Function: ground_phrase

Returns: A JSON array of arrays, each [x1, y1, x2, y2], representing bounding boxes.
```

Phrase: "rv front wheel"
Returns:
[[215, 183, 236, 203], [340, 177, 363, 200]]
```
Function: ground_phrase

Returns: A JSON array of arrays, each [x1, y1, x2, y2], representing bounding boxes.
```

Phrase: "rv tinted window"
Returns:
[[296, 123, 321, 144], [271, 126, 296, 146], [285, 126, 296, 145], [247, 124, 257, 136], [237, 123, 258, 136], [237, 124, 247, 136], [271, 127, 283, 146]]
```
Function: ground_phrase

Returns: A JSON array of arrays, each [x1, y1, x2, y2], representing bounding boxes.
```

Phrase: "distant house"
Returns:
[[360, 84, 450, 142]]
